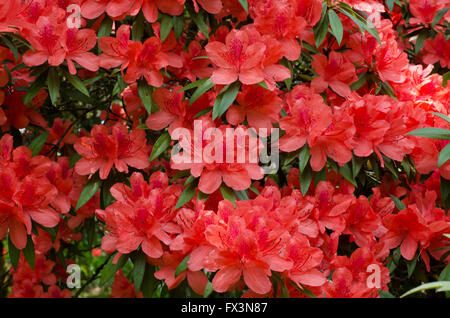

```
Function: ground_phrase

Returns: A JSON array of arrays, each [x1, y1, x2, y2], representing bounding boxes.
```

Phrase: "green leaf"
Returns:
[[137, 80, 154, 114], [407, 253, 419, 278], [401, 281, 450, 298], [100, 254, 129, 285], [288, 281, 317, 298], [23, 237, 35, 270], [76, 175, 101, 211], [212, 81, 241, 120], [256, 80, 269, 89], [443, 71, 449, 88], [24, 71, 47, 105], [149, 132, 171, 162], [85, 218, 96, 249], [8, 234, 20, 270], [1, 35, 18, 62], [220, 184, 236, 207], [132, 12, 145, 42], [438, 144, 450, 168], [197, 191, 209, 201], [439, 263, 450, 281], [69, 153, 82, 168], [47, 67, 60, 105], [352, 155, 364, 178], [328, 10, 343, 45], [379, 290, 395, 298], [441, 177, 450, 207], [314, 10, 329, 48], [337, 4, 381, 44], [339, 163, 356, 186], [64, 71, 90, 97], [431, 112, 450, 124], [387, 247, 401, 273], [175, 181, 197, 210], [234, 190, 249, 201], [298, 145, 310, 174], [350, 73, 368, 91], [280, 59, 292, 90], [203, 281, 213, 298], [415, 29, 429, 54], [238, 0, 248, 13], [178, 78, 209, 92], [141, 264, 156, 298], [380, 80, 397, 99], [98, 16, 113, 41], [189, 78, 214, 105], [300, 165, 313, 196], [175, 254, 190, 277], [173, 15, 184, 39], [28, 131, 49, 156], [432, 7, 449, 27], [390, 195, 406, 210], [160, 14, 173, 42], [186, 4, 209, 39], [405, 127, 450, 140], [386, 0, 394, 11], [132, 252, 146, 292]]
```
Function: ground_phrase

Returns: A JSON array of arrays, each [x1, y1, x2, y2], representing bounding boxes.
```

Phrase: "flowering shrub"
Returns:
[[0, 0, 449, 299]]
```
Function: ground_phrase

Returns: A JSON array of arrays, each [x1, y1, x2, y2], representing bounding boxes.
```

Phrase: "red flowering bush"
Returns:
[[0, 0, 449, 299]]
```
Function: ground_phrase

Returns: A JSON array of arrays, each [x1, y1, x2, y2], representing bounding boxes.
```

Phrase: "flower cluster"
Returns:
[[0, 0, 448, 299]]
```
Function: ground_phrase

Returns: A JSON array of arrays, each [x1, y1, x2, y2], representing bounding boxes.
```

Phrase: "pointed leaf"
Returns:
[[149, 132, 171, 162], [29, 131, 49, 156], [76, 175, 101, 211], [23, 237, 35, 270], [8, 235, 20, 270], [212, 81, 241, 120], [328, 10, 343, 45], [175, 181, 197, 210], [133, 252, 146, 292], [138, 80, 154, 114], [160, 14, 173, 42], [175, 254, 190, 277], [405, 127, 450, 140]]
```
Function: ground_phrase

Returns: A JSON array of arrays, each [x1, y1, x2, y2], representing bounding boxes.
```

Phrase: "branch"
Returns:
[[73, 253, 112, 298]]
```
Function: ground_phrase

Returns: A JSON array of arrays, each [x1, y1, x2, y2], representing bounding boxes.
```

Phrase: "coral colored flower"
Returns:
[[293, 0, 323, 27], [409, 0, 446, 25], [226, 84, 281, 130], [124, 36, 182, 86], [154, 251, 209, 295], [279, 85, 355, 171], [171, 123, 265, 194], [422, 33, 450, 69], [146, 85, 210, 134], [95, 172, 182, 257], [283, 233, 326, 287], [311, 51, 357, 97], [192, 0, 223, 14], [74, 124, 149, 179], [204, 202, 292, 294], [22, 16, 65, 68], [81, 0, 141, 20], [253, 0, 306, 61], [111, 270, 142, 298], [0, 171, 59, 249], [205, 29, 266, 85], [99, 25, 133, 69], [381, 206, 431, 260], [61, 28, 99, 75]]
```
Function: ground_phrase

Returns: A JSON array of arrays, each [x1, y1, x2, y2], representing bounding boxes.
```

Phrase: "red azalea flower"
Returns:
[[311, 51, 357, 97], [205, 29, 266, 85], [74, 124, 149, 179]]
